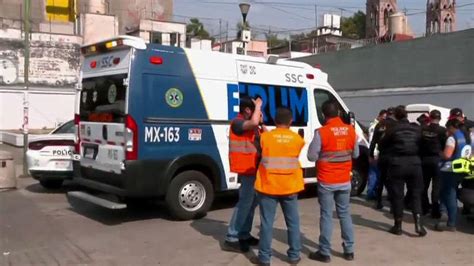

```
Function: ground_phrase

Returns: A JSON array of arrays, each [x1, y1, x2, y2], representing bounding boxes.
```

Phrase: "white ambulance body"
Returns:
[[68, 36, 369, 220]]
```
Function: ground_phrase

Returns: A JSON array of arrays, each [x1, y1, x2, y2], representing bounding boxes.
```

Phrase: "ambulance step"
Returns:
[[67, 191, 127, 210]]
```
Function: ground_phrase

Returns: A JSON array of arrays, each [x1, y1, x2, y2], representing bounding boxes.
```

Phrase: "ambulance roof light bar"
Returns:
[[81, 36, 147, 55]]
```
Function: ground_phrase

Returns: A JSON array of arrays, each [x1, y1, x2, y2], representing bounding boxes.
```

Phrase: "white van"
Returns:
[[68, 36, 369, 220], [406, 104, 450, 126]]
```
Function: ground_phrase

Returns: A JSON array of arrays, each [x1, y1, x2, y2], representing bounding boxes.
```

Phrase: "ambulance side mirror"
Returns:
[[298, 129, 304, 138]]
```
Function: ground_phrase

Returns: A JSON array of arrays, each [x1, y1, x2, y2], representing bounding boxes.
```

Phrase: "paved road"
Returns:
[[1, 145, 474, 265]]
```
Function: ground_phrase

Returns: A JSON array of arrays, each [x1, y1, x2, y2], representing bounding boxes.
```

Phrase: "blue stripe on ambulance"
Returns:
[[128, 45, 227, 190]]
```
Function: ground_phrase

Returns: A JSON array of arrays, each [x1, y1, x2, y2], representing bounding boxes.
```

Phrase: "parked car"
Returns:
[[26, 120, 75, 189]]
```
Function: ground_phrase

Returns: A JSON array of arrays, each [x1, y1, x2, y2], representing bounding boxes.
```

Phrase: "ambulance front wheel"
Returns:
[[166, 170, 214, 220], [350, 168, 367, 197]]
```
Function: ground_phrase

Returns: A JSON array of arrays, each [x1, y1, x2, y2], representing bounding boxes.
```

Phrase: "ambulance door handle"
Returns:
[[298, 129, 304, 138]]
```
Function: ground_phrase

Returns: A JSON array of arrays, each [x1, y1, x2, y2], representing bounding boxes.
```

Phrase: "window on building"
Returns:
[[150, 32, 163, 44], [434, 20, 439, 33], [170, 33, 180, 47], [46, 0, 75, 22]]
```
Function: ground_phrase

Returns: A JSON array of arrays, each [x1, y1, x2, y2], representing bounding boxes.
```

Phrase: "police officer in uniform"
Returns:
[[379, 105, 427, 236], [370, 107, 397, 209], [420, 110, 446, 218]]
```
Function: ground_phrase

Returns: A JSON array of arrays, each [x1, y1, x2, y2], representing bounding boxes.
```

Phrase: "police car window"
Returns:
[[51, 120, 75, 134], [314, 89, 345, 125]]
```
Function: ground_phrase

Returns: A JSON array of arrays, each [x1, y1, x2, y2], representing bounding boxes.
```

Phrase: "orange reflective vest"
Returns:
[[255, 128, 305, 195], [317, 117, 356, 185], [229, 114, 260, 175]]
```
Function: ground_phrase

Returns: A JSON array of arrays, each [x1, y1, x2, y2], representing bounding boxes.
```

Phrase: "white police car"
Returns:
[[27, 120, 76, 189]]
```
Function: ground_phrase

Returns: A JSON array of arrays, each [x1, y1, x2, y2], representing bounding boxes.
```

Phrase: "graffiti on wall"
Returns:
[[0, 39, 80, 87]]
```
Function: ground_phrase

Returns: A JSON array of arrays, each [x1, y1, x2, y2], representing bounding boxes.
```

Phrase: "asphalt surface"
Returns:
[[1, 144, 474, 265]]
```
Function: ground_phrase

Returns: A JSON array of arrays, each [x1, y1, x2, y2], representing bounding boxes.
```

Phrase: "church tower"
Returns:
[[366, 0, 398, 38], [426, 0, 456, 35]]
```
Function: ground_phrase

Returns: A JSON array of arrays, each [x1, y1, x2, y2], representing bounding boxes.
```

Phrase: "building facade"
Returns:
[[0, 0, 175, 131]]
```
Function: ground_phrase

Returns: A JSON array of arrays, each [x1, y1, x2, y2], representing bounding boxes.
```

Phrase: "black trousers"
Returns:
[[421, 156, 441, 211], [375, 157, 390, 202], [388, 159, 424, 219]]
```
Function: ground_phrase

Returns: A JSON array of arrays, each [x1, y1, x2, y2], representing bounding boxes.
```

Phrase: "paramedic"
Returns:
[[435, 119, 472, 232], [224, 96, 266, 252], [307, 100, 359, 262], [251, 108, 305, 266]]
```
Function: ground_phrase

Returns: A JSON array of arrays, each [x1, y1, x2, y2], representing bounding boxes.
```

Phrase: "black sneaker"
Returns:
[[249, 256, 270, 266], [308, 251, 331, 263], [344, 253, 354, 261], [374, 201, 383, 210], [222, 240, 249, 253], [241, 236, 259, 246]]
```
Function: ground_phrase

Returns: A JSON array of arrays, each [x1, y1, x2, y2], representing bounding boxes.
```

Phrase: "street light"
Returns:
[[239, 2, 250, 27], [239, 2, 251, 55]]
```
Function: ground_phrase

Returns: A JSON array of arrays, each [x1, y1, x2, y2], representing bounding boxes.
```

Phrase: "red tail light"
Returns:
[[74, 114, 80, 153], [125, 115, 138, 160], [28, 140, 75, 150]]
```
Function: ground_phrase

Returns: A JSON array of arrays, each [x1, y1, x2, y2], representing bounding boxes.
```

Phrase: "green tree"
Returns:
[[341, 11, 366, 39], [266, 33, 288, 48], [236, 21, 250, 38], [186, 18, 210, 39]]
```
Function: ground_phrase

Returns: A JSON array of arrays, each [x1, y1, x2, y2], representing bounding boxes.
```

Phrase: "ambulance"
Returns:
[[68, 36, 369, 220]]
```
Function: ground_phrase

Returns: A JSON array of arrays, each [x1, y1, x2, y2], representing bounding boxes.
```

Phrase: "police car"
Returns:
[[27, 120, 75, 188], [68, 36, 369, 220]]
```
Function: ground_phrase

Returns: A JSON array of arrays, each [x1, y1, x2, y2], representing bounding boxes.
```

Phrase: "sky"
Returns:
[[173, 0, 474, 40]]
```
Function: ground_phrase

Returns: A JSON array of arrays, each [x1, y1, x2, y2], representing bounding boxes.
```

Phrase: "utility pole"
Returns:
[[226, 21, 229, 42], [314, 3, 318, 29], [219, 19, 222, 44], [23, 0, 31, 176]]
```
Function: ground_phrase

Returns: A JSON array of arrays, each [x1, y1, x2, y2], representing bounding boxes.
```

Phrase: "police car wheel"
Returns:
[[350, 169, 366, 197], [39, 179, 64, 189], [166, 170, 214, 220]]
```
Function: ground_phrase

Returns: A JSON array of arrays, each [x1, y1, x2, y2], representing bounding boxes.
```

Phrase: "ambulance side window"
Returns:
[[314, 89, 345, 125]]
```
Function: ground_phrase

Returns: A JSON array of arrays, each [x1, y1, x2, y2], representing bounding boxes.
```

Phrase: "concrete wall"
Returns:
[[339, 84, 474, 126], [295, 29, 474, 90], [0, 37, 80, 88], [0, 90, 75, 130], [109, 0, 173, 34], [81, 13, 119, 45]]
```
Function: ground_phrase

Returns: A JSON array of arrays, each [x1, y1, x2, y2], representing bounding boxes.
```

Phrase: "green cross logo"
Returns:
[[165, 88, 184, 108]]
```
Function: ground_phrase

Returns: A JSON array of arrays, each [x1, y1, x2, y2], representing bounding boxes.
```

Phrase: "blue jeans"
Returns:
[[226, 175, 258, 242], [317, 184, 354, 256], [440, 171, 462, 227], [367, 162, 380, 200], [257, 193, 301, 263]]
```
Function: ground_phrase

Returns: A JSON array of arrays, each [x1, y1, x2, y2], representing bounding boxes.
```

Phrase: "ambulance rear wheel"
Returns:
[[166, 170, 214, 220]]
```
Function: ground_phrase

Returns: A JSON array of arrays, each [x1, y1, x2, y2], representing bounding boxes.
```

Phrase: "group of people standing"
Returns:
[[222, 96, 358, 265], [220, 95, 473, 265], [367, 106, 473, 234]]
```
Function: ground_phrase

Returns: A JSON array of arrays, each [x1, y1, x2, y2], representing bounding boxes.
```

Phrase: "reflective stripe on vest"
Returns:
[[229, 140, 258, 153], [319, 150, 352, 163], [261, 156, 299, 170]]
